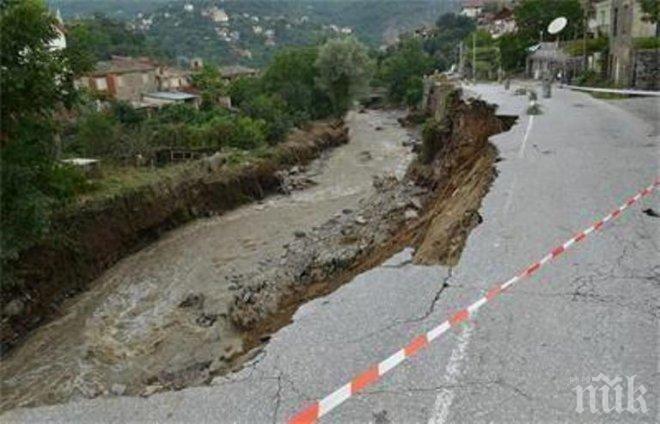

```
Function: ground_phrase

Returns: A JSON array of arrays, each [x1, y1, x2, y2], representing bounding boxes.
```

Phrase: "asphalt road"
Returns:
[[3, 83, 658, 423]]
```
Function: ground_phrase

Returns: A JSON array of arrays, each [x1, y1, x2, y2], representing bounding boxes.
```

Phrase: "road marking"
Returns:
[[518, 113, 534, 158], [287, 180, 659, 424], [427, 322, 475, 424]]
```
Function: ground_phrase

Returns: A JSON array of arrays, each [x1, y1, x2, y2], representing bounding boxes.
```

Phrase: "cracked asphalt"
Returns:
[[2, 84, 658, 423]]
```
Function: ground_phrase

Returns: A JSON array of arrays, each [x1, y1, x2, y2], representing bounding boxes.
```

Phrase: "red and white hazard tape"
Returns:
[[288, 179, 659, 424]]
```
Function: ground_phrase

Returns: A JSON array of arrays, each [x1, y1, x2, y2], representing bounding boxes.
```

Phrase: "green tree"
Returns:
[[76, 111, 122, 158], [378, 38, 435, 105], [228, 76, 264, 108], [1, 0, 87, 275], [66, 14, 166, 62], [315, 37, 374, 116], [464, 30, 501, 80], [423, 13, 477, 70], [191, 65, 227, 110], [261, 46, 332, 120], [498, 33, 529, 72], [240, 94, 293, 144]]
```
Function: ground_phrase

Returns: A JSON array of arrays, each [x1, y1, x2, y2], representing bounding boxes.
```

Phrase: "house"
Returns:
[[202, 6, 229, 23], [460, 0, 486, 19], [219, 65, 258, 80], [526, 42, 583, 80], [609, 0, 658, 88], [155, 66, 193, 91], [75, 56, 158, 102], [482, 6, 517, 39], [593, 0, 612, 37]]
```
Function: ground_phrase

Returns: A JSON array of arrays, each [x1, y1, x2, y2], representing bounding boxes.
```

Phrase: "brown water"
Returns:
[[0, 109, 415, 411]]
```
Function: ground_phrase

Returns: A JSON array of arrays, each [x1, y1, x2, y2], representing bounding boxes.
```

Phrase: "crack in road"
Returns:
[[340, 268, 454, 346]]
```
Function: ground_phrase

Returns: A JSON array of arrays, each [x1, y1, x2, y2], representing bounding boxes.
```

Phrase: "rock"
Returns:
[[404, 209, 419, 220], [110, 384, 126, 396], [375, 126, 383, 131], [203, 152, 225, 173], [355, 216, 367, 225], [408, 197, 423, 210], [342, 208, 353, 215], [141, 385, 162, 397], [179, 293, 204, 309], [3, 299, 24, 317], [196, 313, 218, 327], [358, 151, 373, 162], [290, 166, 300, 174], [294, 230, 306, 238]]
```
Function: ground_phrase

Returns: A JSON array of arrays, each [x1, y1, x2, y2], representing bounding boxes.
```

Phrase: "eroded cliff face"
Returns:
[[0, 121, 348, 354], [410, 84, 517, 265]]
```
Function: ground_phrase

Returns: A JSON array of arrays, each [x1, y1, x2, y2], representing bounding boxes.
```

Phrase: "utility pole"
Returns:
[[458, 41, 464, 78], [582, 6, 589, 72], [472, 32, 477, 83]]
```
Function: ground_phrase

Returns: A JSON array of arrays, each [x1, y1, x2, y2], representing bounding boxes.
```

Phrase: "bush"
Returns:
[[228, 76, 264, 108], [75, 111, 122, 158], [229, 117, 267, 150], [564, 37, 609, 56], [240, 94, 293, 143], [633, 37, 660, 50]]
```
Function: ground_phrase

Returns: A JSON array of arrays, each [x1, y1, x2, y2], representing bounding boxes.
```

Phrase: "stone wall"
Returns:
[[634, 49, 659, 90]]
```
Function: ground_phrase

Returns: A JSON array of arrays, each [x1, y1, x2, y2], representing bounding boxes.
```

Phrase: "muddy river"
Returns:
[[0, 109, 415, 411]]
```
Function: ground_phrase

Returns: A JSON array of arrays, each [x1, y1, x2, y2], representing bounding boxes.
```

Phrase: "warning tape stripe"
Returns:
[[288, 179, 659, 424]]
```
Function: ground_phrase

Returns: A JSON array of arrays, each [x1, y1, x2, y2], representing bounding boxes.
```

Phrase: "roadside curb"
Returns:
[[289, 179, 659, 424]]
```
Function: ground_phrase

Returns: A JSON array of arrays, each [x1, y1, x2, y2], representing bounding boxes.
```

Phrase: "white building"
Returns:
[[460, 0, 486, 19], [48, 9, 67, 51]]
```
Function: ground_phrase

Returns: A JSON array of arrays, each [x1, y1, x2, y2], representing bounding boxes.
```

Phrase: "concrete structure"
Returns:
[[219, 65, 258, 80], [76, 56, 157, 102], [609, 0, 658, 87], [142, 91, 200, 108]]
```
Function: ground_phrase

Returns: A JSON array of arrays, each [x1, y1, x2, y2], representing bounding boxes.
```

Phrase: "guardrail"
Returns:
[[564, 85, 660, 97]]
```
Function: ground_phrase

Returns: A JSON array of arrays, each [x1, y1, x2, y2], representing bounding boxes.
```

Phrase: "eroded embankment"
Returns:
[[0, 121, 348, 354], [228, 87, 517, 370]]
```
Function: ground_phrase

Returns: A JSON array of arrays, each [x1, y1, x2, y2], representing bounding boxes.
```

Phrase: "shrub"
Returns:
[[76, 111, 122, 158], [633, 37, 660, 50], [240, 94, 293, 143], [228, 117, 267, 150]]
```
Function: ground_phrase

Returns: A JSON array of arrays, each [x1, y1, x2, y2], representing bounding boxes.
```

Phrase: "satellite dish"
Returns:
[[548, 17, 568, 35]]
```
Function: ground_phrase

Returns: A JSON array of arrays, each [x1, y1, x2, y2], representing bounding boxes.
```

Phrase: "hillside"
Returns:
[[51, 0, 460, 67]]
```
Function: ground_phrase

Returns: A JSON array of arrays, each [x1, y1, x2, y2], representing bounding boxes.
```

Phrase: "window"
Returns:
[[95, 77, 108, 90]]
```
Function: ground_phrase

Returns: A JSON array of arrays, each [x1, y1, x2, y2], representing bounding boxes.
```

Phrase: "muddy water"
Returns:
[[0, 109, 414, 411]]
